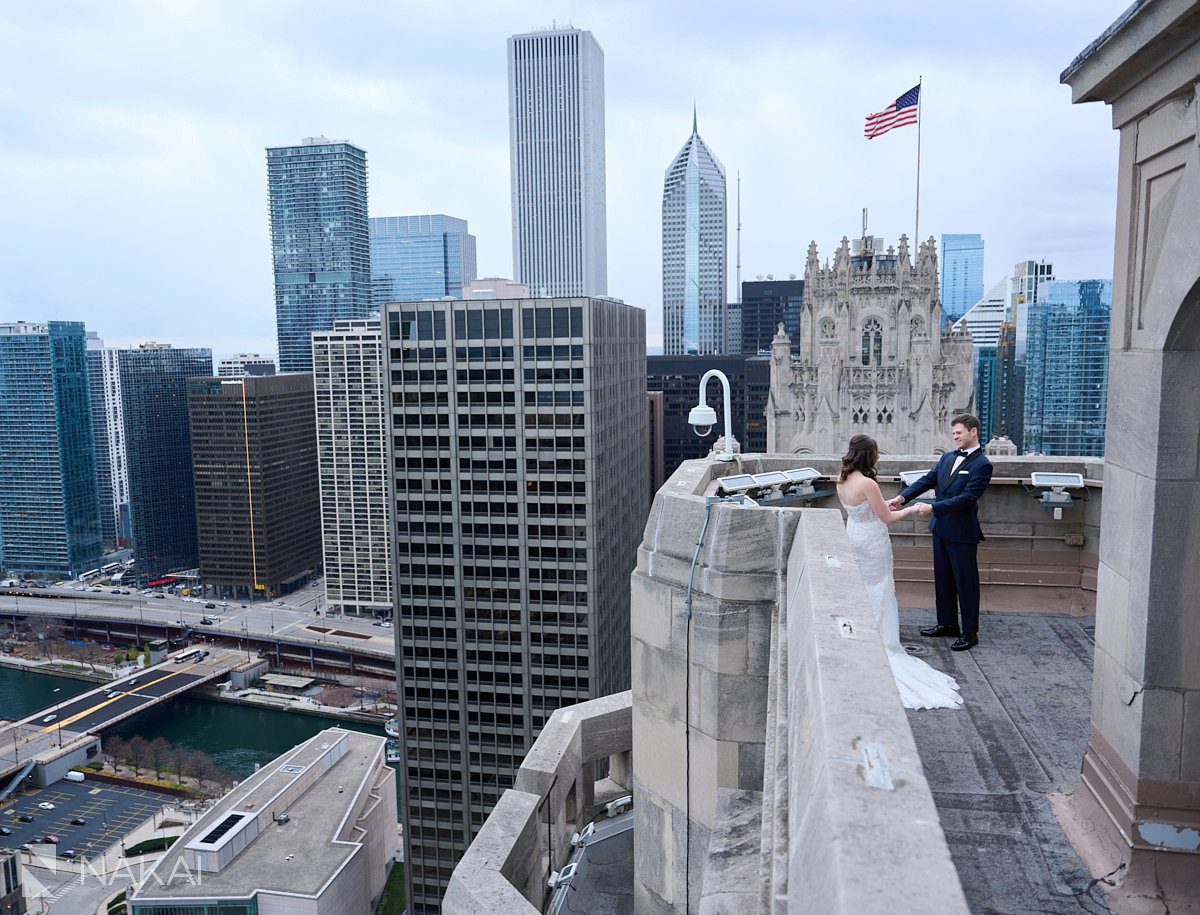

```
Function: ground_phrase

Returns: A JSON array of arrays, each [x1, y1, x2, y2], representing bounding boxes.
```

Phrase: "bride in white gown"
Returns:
[[836, 435, 963, 711]]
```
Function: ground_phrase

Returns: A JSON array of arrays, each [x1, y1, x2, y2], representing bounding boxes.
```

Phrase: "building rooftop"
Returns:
[[134, 727, 385, 901]]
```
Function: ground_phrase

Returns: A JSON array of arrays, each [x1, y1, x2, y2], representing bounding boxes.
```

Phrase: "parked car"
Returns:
[[204, 603, 216, 609], [0, 826, 11, 836], [62, 848, 78, 859], [38, 834, 59, 844], [74, 586, 86, 591], [17, 815, 34, 823], [153, 593, 165, 599], [70, 817, 86, 826], [121, 590, 131, 595], [200, 618, 214, 626], [37, 802, 55, 811], [218, 601, 228, 607], [110, 589, 121, 594]]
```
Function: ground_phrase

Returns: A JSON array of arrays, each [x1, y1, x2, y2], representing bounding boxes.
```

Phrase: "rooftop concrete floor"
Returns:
[[901, 608, 1109, 914]]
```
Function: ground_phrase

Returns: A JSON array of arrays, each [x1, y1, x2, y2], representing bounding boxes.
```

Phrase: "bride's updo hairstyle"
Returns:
[[838, 434, 879, 483]]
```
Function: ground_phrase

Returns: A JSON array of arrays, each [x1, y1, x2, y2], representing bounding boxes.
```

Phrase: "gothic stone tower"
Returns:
[[767, 231, 975, 455]]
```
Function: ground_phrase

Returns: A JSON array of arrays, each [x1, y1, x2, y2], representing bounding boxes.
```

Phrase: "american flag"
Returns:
[[864, 85, 920, 139]]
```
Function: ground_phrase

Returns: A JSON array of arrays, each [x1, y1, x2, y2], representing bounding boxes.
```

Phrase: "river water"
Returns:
[[0, 665, 395, 782]]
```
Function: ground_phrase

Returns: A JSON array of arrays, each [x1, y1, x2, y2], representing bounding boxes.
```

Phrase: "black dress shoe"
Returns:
[[920, 624, 961, 638], [950, 633, 978, 651]]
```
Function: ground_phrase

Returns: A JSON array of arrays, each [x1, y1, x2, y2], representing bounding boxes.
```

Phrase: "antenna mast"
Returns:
[[736, 171, 742, 303]]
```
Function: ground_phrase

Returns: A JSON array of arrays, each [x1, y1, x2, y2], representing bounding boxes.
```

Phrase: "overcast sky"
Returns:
[[1, 1, 1127, 357]]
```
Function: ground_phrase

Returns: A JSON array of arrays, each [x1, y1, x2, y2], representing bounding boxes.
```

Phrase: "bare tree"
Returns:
[[127, 735, 149, 777], [147, 737, 171, 780], [103, 735, 129, 772], [170, 744, 191, 785], [191, 751, 222, 797]]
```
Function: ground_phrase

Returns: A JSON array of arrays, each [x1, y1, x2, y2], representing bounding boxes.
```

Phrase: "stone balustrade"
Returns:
[[443, 690, 632, 914]]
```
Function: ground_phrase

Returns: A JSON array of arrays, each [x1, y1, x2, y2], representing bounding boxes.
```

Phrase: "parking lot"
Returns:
[[0, 779, 166, 858]]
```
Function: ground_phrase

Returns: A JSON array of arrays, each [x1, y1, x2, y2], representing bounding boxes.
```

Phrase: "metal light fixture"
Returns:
[[688, 369, 735, 461]]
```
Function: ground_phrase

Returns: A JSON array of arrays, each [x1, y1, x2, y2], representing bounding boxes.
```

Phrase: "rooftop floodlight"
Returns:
[[716, 467, 831, 504], [605, 795, 633, 818], [1028, 471, 1086, 520], [689, 369, 735, 461], [899, 469, 935, 502], [548, 862, 579, 891]]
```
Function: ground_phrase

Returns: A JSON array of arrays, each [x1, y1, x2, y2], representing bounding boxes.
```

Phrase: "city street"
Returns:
[[0, 584, 396, 658]]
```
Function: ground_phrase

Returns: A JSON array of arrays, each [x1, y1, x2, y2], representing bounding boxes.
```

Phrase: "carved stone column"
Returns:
[[1061, 2, 1200, 906]]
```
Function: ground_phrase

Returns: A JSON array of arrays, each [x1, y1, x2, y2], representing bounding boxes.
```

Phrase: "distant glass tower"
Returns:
[[0, 321, 102, 576], [940, 234, 985, 325], [1023, 280, 1112, 456], [370, 215, 477, 305], [663, 113, 727, 355], [508, 27, 607, 297], [85, 333, 118, 549], [117, 344, 213, 581], [268, 137, 371, 372]]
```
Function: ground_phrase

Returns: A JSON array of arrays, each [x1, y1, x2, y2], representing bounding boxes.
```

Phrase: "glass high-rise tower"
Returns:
[[0, 321, 102, 577], [268, 137, 371, 372], [662, 113, 727, 355], [117, 344, 213, 581], [1023, 279, 1112, 456], [940, 234, 985, 326], [370, 215, 477, 305], [508, 28, 607, 298]]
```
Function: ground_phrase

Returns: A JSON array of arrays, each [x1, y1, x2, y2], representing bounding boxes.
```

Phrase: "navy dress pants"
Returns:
[[931, 533, 980, 633]]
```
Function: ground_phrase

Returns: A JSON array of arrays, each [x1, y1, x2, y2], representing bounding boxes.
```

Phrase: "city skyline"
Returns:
[[2, 2, 1122, 355]]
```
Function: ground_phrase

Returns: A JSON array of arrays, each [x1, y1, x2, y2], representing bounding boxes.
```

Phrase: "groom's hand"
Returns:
[[886, 496, 904, 510]]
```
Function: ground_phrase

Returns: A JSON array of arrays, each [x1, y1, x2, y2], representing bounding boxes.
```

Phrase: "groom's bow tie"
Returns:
[[954, 449, 968, 456]]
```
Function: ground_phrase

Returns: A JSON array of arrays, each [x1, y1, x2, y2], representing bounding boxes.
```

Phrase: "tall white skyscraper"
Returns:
[[507, 27, 607, 297], [662, 111, 727, 355]]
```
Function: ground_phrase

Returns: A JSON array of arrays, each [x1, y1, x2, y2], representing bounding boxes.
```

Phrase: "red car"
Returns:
[[38, 835, 59, 844]]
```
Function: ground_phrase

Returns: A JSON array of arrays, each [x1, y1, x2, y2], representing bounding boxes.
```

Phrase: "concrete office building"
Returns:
[[268, 137, 372, 373], [662, 113, 727, 355], [312, 320, 392, 618], [129, 728, 397, 915], [460, 277, 530, 300], [218, 353, 276, 377], [383, 296, 644, 911], [0, 850, 24, 914], [370, 214, 477, 305], [0, 321, 102, 577], [118, 343, 213, 582], [187, 373, 322, 599], [508, 28, 607, 297], [85, 332, 118, 549]]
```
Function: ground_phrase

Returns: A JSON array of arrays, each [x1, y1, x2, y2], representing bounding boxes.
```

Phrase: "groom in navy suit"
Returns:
[[889, 413, 992, 651]]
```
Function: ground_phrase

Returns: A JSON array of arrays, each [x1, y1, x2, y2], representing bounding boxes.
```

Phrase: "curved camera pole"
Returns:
[[694, 369, 735, 462]]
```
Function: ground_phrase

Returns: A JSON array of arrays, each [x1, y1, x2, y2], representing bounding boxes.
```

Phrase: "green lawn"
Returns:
[[376, 861, 406, 914], [123, 835, 179, 856]]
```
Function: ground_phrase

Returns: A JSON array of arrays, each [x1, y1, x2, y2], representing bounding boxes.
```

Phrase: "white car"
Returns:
[[218, 601, 228, 607], [37, 802, 55, 810]]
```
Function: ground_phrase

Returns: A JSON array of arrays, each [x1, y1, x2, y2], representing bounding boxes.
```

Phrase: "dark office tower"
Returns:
[[739, 278, 804, 354], [646, 354, 749, 478], [187, 374, 322, 599], [86, 333, 117, 549], [647, 391, 665, 506], [268, 136, 371, 372], [0, 321, 102, 577], [743, 354, 772, 454], [118, 344, 212, 581], [994, 321, 1024, 451], [384, 296, 645, 911]]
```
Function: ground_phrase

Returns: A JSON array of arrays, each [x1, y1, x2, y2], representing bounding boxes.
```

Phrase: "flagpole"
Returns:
[[915, 75, 923, 247]]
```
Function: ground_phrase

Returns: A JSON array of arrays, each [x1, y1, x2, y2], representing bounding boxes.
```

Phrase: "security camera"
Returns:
[[688, 403, 717, 438]]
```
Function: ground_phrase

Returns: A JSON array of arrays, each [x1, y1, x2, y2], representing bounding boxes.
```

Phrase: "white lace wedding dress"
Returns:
[[842, 499, 964, 710]]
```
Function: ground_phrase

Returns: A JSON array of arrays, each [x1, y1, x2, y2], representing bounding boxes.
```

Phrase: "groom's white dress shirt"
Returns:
[[951, 444, 980, 475]]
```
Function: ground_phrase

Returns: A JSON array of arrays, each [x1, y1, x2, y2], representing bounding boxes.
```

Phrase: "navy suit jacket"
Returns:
[[897, 449, 993, 544]]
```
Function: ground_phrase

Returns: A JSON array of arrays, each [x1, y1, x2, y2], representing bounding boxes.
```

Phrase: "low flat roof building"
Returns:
[[128, 728, 397, 915]]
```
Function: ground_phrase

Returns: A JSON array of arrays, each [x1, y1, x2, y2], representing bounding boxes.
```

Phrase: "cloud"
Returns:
[[0, 0, 1125, 355]]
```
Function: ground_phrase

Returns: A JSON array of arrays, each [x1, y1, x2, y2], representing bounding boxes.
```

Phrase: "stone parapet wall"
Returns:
[[443, 690, 632, 914]]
